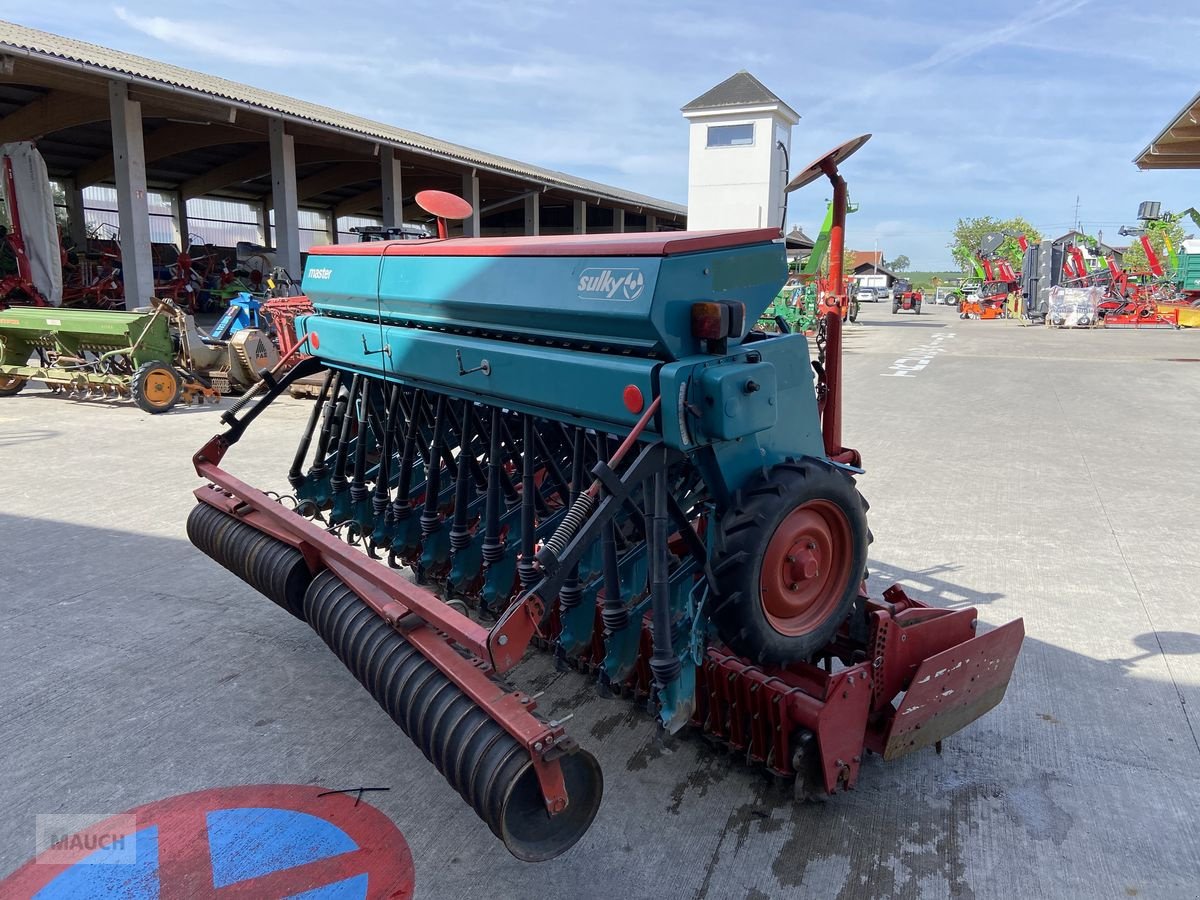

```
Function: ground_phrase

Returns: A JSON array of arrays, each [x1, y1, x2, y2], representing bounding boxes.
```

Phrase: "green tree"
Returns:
[[1122, 219, 1186, 272], [949, 216, 1042, 273], [885, 254, 910, 272]]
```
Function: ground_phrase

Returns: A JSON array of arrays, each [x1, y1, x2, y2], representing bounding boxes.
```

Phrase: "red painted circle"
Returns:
[[0, 784, 414, 899], [414, 189, 475, 221], [622, 384, 644, 414], [308, 331, 320, 350], [760, 500, 852, 637]]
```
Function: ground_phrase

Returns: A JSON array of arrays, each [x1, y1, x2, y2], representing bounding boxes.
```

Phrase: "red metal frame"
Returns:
[[262, 295, 316, 363], [190, 455, 571, 813]]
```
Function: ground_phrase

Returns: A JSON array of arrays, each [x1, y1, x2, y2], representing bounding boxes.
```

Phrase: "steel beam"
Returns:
[[107, 81, 154, 310], [62, 179, 87, 251], [334, 188, 382, 218], [0, 89, 104, 142], [381, 149, 403, 228], [524, 192, 540, 236], [462, 171, 481, 237], [78, 123, 255, 187], [269, 118, 302, 278], [175, 191, 190, 248]]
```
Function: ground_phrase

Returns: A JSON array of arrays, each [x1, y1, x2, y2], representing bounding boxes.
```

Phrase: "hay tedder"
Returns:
[[187, 138, 1024, 861]]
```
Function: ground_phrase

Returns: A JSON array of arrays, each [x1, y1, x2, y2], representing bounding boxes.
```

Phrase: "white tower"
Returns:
[[681, 71, 799, 232]]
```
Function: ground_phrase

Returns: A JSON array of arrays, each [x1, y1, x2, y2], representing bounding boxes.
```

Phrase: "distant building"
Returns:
[[849, 249, 885, 270], [682, 71, 800, 231], [851, 261, 899, 290], [785, 226, 815, 267], [1052, 230, 1126, 264]]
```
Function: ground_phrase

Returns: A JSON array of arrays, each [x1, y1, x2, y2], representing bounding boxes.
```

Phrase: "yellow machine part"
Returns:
[[1160, 302, 1200, 327]]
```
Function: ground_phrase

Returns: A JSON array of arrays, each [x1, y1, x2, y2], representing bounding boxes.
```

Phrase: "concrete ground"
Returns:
[[2, 303, 1199, 899]]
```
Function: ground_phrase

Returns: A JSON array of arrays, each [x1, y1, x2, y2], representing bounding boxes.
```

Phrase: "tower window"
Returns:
[[707, 124, 754, 147]]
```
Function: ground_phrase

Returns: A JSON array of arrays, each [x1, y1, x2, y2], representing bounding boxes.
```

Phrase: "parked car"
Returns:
[[855, 287, 879, 303]]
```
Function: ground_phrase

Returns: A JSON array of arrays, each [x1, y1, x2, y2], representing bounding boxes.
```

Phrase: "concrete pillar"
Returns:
[[461, 171, 480, 237], [381, 149, 403, 228], [174, 192, 190, 249], [269, 118, 301, 277], [523, 193, 540, 236], [63, 179, 87, 251], [613, 208, 625, 233], [107, 81, 154, 310], [330, 208, 340, 244], [646, 213, 658, 232], [572, 199, 587, 235]]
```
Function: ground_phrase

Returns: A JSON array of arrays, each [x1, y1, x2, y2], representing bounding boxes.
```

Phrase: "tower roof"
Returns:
[[682, 71, 799, 120]]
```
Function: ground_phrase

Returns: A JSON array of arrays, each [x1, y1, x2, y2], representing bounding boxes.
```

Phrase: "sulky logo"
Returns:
[[577, 267, 645, 301], [308, 267, 334, 280]]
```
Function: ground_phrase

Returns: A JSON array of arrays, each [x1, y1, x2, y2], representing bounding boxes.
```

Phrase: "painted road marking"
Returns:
[[0, 785, 414, 899], [881, 331, 955, 377]]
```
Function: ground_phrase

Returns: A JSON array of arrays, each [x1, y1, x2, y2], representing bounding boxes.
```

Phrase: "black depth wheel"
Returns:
[[0, 374, 27, 396], [131, 361, 182, 413], [709, 459, 870, 665]]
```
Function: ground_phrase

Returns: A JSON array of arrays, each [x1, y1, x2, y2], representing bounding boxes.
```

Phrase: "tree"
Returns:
[[949, 216, 1042, 274], [885, 254, 910, 272], [1122, 218, 1186, 272]]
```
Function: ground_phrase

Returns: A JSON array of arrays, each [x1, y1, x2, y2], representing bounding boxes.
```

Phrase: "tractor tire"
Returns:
[[131, 361, 182, 414], [892, 303, 899, 314], [915, 303, 921, 315], [0, 374, 27, 396], [708, 459, 870, 665], [849, 302, 859, 323]]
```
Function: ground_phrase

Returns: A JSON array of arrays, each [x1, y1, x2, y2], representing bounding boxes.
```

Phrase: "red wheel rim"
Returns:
[[759, 500, 852, 637]]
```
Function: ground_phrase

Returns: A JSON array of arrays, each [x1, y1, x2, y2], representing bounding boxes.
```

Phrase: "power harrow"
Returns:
[[187, 143, 1024, 861]]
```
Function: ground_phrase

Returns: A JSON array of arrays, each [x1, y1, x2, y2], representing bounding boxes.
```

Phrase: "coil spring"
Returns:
[[302, 571, 603, 861], [186, 503, 310, 619], [537, 492, 597, 566]]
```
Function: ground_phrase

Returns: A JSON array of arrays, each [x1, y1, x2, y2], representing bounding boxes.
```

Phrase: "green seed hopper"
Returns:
[[0, 306, 176, 406]]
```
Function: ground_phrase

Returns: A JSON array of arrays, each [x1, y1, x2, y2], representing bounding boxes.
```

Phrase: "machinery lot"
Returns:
[[2, 304, 1198, 899]]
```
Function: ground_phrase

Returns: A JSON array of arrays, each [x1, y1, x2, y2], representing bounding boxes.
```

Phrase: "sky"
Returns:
[[4, 0, 1200, 268]]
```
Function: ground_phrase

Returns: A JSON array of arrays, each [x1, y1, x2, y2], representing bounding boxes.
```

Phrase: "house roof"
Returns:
[[784, 227, 814, 250], [852, 261, 898, 279], [0, 19, 686, 217], [1134, 88, 1200, 169], [681, 71, 799, 120], [849, 249, 884, 269]]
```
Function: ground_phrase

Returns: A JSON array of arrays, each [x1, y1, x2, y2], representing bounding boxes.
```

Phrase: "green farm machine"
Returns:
[[186, 140, 1024, 861], [759, 197, 858, 334], [0, 295, 278, 412]]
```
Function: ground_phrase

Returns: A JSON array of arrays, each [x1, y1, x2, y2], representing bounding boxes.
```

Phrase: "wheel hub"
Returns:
[[760, 500, 852, 637]]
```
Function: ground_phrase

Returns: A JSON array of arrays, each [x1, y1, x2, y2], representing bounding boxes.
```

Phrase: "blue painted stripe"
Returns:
[[206, 808, 358, 888], [34, 826, 159, 899]]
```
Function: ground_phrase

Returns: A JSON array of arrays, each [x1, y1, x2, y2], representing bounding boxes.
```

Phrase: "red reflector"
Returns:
[[623, 384, 644, 414], [691, 302, 729, 340], [308, 332, 320, 350]]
